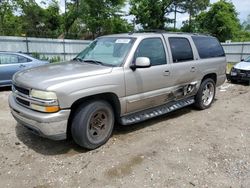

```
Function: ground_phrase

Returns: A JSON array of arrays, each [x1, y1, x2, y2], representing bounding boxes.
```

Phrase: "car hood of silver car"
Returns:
[[13, 61, 113, 90], [234, 61, 250, 71]]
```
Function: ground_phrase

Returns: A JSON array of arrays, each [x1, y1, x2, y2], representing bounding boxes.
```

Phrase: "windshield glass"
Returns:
[[245, 56, 250, 62], [76, 37, 135, 66]]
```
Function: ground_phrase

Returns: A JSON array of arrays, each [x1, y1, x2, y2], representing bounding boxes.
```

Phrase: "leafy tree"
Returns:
[[130, 0, 175, 30], [64, 0, 80, 37], [180, 0, 209, 31], [171, 0, 186, 30], [16, 0, 62, 37], [195, 0, 240, 41], [234, 31, 250, 42], [0, 0, 21, 35], [242, 14, 250, 31], [79, 0, 130, 38]]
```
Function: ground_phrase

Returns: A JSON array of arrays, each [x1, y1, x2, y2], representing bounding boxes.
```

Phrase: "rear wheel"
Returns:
[[195, 78, 216, 110], [71, 100, 114, 149]]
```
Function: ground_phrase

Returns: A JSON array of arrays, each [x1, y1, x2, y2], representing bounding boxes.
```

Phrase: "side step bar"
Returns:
[[120, 97, 195, 125]]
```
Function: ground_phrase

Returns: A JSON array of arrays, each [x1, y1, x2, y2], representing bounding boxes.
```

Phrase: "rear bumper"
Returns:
[[9, 94, 71, 140]]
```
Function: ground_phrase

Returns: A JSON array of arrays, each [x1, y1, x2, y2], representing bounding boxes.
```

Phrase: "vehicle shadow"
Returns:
[[15, 105, 197, 156], [227, 80, 250, 86], [15, 124, 88, 156]]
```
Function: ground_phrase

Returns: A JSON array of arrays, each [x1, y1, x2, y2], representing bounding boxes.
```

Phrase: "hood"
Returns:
[[13, 61, 113, 90], [234, 61, 250, 70]]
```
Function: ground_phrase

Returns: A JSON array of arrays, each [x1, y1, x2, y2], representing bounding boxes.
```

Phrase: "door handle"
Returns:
[[19, 64, 26, 68], [164, 70, 170, 76], [190, 67, 196, 72]]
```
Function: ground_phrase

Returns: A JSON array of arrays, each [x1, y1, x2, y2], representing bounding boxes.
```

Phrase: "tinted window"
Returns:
[[0, 54, 19, 64], [18, 55, 31, 63], [192, 36, 225, 59], [135, 38, 166, 66], [169, 37, 194, 63]]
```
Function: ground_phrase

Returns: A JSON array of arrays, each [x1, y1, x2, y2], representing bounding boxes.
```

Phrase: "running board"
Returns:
[[120, 97, 195, 125]]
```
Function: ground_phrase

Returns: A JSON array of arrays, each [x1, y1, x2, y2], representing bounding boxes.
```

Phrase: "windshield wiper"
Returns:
[[83, 59, 114, 67], [73, 57, 83, 62]]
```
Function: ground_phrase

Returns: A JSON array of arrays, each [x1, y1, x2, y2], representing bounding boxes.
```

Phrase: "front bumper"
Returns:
[[227, 73, 250, 82], [9, 94, 71, 140]]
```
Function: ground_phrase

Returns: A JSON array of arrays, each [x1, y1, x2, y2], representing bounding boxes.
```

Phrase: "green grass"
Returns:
[[226, 62, 236, 74]]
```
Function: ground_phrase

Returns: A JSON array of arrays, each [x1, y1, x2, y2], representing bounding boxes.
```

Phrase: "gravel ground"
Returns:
[[0, 82, 249, 188]]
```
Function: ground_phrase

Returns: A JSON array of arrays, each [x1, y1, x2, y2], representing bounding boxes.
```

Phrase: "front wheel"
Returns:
[[71, 100, 114, 149], [195, 78, 216, 110]]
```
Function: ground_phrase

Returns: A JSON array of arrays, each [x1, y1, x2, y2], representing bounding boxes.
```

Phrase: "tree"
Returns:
[[0, 0, 20, 35], [63, 0, 80, 37], [16, 0, 63, 37], [181, 0, 209, 31], [130, 0, 175, 30], [79, 0, 130, 39], [195, 0, 240, 41], [171, 0, 186, 30], [242, 14, 250, 31]]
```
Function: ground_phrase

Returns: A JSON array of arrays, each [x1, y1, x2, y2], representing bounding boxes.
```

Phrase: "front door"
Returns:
[[124, 37, 173, 114]]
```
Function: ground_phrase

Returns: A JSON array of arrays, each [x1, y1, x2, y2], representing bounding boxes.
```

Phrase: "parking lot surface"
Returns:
[[0, 82, 249, 188]]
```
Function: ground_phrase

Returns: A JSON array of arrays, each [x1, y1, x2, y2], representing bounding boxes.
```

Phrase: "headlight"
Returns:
[[230, 67, 238, 76], [231, 67, 236, 72], [30, 89, 59, 113], [30, 89, 57, 100]]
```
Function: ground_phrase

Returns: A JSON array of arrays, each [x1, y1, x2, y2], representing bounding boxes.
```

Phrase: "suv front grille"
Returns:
[[12, 85, 31, 108], [16, 97, 30, 106], [239, 70, 250, 74], [13, 85, 30, 95]]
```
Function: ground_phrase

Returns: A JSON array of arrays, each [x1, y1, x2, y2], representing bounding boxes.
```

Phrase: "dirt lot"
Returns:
[[0, 82, 250, 188]]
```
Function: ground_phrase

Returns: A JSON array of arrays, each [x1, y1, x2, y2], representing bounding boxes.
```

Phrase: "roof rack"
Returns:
[[129, 29, 211, 36], [129, 29, 167, 34]]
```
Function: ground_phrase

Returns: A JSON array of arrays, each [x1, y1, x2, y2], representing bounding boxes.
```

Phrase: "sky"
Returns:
[[38, 0, 250, 28]]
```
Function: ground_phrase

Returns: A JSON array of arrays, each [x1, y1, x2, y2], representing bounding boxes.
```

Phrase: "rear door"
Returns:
[[166, 37, 199, 86]]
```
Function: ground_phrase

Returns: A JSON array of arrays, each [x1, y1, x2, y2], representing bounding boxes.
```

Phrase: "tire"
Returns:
[[71, 100, 114, 149], [195, 78, 216, 110]]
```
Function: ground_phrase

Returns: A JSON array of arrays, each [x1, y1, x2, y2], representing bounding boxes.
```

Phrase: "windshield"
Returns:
[[75, 37, 135, 66], [245, 56, 250, 62]]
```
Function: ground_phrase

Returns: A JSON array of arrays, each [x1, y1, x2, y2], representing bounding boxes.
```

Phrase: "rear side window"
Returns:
[[18, 55, 31, 63], [192, 36, 225, 59], [169, 37, 194, 63], [0, 54, 19, 64]]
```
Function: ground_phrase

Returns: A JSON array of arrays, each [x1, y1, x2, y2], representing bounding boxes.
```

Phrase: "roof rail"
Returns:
[[129, 29, 211, 36], [129, 29, 167, 34]]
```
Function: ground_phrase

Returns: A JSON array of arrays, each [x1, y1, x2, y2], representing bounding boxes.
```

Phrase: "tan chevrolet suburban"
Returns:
[[9, 31, 227, 149]]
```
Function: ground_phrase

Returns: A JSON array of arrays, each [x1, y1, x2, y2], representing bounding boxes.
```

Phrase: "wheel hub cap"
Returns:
[[202, 82, 215, 106]]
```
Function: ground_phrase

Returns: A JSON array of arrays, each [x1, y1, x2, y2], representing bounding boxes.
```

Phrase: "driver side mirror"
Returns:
[[130, 57, 151, 71]]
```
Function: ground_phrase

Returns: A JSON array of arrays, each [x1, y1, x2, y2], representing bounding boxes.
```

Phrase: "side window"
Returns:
[[18, 55, 31, 63], [192, 36, 225, 59], [0, 54, 19, 64], [169, 37, 194, 63], [135, 38, 166, 66]]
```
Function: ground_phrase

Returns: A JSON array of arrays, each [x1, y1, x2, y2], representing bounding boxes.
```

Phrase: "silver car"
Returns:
[[9, 32, 227, 149], [0, 52, 49, 87]]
